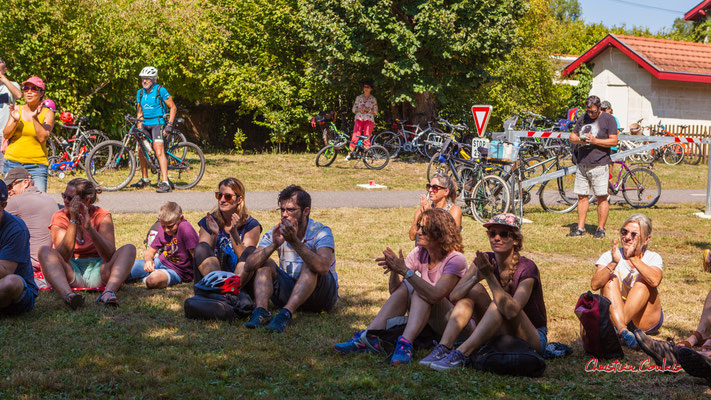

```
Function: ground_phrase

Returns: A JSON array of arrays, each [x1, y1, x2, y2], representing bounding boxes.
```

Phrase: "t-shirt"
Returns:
[[5, 186, 59, 267], [198, 214, 262, 270], [258, 218, 338, 287], [137, 84, 171, 125], [573, 111, 618, 166], [405, 247, 467, 287], [596, 249, 663, 301], [150, 219, 199, 282], [5, 106, 50, 165], [488, 253, 547, 329], [0, 211, 37, 298], [49, 207, 111, 259], [352, 94, 378, 122], [0, 81, 20, 138]]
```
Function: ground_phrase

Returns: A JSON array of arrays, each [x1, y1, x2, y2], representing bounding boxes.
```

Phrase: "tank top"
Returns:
[[5, 105, 49, 165]]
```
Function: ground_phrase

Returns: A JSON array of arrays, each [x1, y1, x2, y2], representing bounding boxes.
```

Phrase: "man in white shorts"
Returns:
[[568, 95, 618, 238]]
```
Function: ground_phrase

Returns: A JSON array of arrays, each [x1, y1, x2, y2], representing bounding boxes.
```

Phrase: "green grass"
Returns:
[[4, 204, 711, 399]]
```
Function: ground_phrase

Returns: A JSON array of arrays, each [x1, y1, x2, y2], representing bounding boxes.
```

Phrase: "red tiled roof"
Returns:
[[685, 0, 711, 21], [562, 34, 711, 83]]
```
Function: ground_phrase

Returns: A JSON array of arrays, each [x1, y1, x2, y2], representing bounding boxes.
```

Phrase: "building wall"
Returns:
[[588, 47, 711, 130]]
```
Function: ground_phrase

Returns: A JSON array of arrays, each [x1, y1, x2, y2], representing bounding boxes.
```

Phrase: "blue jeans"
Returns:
[[129, 257, 182, 286], [4, 159, 48, 192]]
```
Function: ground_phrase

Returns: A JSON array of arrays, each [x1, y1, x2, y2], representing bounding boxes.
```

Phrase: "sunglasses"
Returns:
[[487, 229, 511, 239], [426, 184, 446, 193], [619, 228, 638, 239], [22, 86, 43, 93], [585, 108, 600, 115], [61, 192, 75, 202], [416, 223, 429, 235], [215, 192, 238, 202]]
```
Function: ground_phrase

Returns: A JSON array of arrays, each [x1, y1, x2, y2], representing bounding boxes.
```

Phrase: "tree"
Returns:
[[549, 0, 580, 22]]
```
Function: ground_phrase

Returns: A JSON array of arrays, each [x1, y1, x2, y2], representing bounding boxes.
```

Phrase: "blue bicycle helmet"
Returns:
[[194, 271, 241, 296]]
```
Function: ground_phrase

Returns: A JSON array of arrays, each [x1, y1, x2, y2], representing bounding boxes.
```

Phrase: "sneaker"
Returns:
[[129, 179, 150, 188], [243, 307, 272, 329], [333, 330, 383, 354], [390, 336, 413, 365], [566, 227, 585, 237], [634, 329, 679, 366], [419, 343, 452, 367], [156, 181, 172, 193], [704, 249, 711, 272], [619, 329, 639, 349], [344, 153, 352, 161], [264, 308, 292, 333], [429, 349, 469, 371], [593, 228, 606, 239]]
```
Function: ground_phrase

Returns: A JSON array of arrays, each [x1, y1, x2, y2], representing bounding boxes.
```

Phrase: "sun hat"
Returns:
[[483, 213, 521, 230], [21, 76, 45, 91]]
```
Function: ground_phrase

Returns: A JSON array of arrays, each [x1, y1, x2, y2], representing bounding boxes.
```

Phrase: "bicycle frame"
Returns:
[[608, 160, 640, 194]]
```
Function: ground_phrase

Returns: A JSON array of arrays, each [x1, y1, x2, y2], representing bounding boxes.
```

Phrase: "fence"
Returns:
[[653, 124, 711, 164]]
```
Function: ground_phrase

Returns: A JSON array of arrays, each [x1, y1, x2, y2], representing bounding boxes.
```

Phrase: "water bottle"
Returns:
[[143, 139, 154, 156], [489, 140, 499, 159]]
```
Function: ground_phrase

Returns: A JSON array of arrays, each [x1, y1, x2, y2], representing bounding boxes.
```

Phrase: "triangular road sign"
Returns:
[[471, 105, 493, 137]]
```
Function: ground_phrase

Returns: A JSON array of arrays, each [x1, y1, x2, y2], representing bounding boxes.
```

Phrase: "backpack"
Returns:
[[366, 316, 438, 356], [184, 271, 255, 321], [144, 220, 161, 250], [471, 335, 546, 377], [574, 291, 623, 359]]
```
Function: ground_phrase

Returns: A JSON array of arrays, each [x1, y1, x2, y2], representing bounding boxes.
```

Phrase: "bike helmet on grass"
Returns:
[[194, 271, 241, 296], [139, 66, 158, 78]]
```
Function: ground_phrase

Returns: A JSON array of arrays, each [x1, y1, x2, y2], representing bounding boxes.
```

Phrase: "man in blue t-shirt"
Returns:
[[132, 66, 177, 193], [243, 185, 338, 333], [0, 179, 36, 315]]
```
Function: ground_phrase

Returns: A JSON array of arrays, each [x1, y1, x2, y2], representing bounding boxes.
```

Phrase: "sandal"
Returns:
[[64, 292, 85, 310], [677, 330, 705, 348], [96, 290, 119, 307]]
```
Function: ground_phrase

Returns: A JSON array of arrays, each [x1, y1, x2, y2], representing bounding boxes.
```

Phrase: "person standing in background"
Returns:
[[0, 59, 22, 172]]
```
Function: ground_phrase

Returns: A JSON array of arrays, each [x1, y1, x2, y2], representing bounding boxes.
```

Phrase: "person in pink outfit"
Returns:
[[347, 80, 378, 156]]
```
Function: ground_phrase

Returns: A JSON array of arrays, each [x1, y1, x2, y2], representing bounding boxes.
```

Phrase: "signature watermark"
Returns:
[[585, 358, 682, 373]]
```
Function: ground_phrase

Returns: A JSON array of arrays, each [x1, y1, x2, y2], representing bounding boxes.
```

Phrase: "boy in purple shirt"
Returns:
[[129, 202, 199, 288]]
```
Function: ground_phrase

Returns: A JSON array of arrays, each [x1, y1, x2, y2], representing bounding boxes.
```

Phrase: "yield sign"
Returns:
[[471, 105, 493, 137]]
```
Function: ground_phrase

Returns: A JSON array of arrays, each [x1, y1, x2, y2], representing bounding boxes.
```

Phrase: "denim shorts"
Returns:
[[270, 267, 338, 313], [129, 257, 182, 286], [0, 279, 35, 316], [537, 327, 548, 354], [70, 257, 105, 288]]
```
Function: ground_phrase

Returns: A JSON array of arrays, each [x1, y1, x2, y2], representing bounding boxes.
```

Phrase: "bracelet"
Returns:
[[69, 219, 79, 224], [606, 265, 615, 274]]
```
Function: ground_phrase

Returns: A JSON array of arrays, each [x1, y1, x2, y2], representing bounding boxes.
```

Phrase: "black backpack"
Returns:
[[471, 335, 546, 377], [184, 291, 255, 321]]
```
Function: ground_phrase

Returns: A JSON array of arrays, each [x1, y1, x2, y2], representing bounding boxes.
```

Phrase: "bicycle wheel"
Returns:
[[166, 142, 205, 190], [662, 143, 684, 165], [470, 174, 510, 223], [315, 145, 338, 167], [164, 129, 188, 159], [539, 173, 578, 213], [457, 165, 480, 215], [77, 130, 110, 169], [683, 143, 702, 165], [423, 131, 445, 160], [85, 140, 136, 191], [621, 167, 661, 208], [426, 152, 455, 182], [521, 156, 545, 181], [371, 131, 402, 159], [363, 145, 390, 170], [508, 174, 525, 218]]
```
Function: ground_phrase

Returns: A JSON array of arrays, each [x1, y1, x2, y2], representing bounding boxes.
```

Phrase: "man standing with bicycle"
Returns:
[[131, 66, 177, 193], [568, 95, 618, 238]]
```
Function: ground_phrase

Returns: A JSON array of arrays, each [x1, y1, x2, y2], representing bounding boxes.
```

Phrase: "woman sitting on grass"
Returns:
[[423, 213, 548, 371], [334, 208, 468, 365], [591, 213, 662, 350], [193, 177, 261, 282], [39, 178, 136, 308], [409, 173, 461, 241]]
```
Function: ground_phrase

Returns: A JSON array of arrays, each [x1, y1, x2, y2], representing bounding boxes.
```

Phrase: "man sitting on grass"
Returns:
[[128, 201, 198, 288], [243, 185, 338, 333], [0, 179, 37, 316]]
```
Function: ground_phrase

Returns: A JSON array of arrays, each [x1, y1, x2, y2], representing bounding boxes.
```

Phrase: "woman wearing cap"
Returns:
[[423, 213, 548, 371], [347, 79, 377, 156], [409, 173, 462, 241], [2, 76, 54, 192]]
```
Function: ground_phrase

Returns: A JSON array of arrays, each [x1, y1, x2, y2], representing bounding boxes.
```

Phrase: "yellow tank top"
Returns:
[[5, 105, 49, 165]]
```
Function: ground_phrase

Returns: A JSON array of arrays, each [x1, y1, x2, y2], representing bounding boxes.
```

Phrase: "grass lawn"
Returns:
[[4, 203, 711, 398], [46, 152, 711, 193]]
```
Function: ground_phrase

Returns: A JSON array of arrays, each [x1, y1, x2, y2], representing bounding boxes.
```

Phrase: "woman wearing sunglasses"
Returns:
[[424, 213, 548, 371], [409, 173, 461, 241], [194, 177, 262, 282], [334, 208, 468, 365], [39, 178, 137, 308], [2, 76, 54, 192], [590, 213, 662, 350]]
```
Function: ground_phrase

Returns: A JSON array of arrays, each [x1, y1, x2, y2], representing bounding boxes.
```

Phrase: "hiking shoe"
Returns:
[[265, 308, 292, 333], [677, 347, 711, 382], [619, 329, 639, 349], [429, 349, 469, 371], [333, 330, 382, 354], [244, 307, 272, 329], [566, 227, 585, 237], [129, 179, 150, 188], [419, 343, 452, 367], [704, 249, 711, 272], [593, 228, 606, 239], [390, 336, 413, 365], [634, 329, 678, 366], [156, 181, 172, 193]]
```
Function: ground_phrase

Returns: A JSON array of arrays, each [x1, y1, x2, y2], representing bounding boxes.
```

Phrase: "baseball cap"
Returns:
[[4, 167, 32, 187], [0, 180, 7, 201], [483, 213, 521, 230], [600, 100, 611, 109], [21, 76, 45, 91]]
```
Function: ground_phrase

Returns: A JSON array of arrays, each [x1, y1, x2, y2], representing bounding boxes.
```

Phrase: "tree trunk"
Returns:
[[390, 91, 437, 126]]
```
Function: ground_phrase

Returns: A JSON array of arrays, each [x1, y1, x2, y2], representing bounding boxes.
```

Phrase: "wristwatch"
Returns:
[[404, 269, 415, 280]]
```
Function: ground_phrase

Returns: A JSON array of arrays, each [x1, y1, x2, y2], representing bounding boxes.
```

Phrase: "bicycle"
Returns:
[[649, 123, 701, 166], [85, 114, 205, 191], [48, 116, 110, 177], [371, 118, 443, 159], [314, 119, 389, 170]]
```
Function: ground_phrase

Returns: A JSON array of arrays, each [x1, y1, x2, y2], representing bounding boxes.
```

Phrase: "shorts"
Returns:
[[574, 164, 609, 197], [142, 124, 163, 143], [537, 327, 548, 354], [403, 279, 475, 339], [0, 279, 36, 316], [69, 257, 105, 288], [626, 308, 664, 336], [129, 257, 182, 286], [270, 267, 338, 313]]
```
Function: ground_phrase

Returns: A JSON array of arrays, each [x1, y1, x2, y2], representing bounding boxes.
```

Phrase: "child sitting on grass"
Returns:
[[129, 202, 199, 288]]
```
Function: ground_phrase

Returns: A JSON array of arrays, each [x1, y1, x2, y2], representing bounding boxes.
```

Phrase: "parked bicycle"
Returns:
[[314, 117, 389, 170], [371, 117, 443, 159], [48, 116, 110, 177], [649, 123, 701, 166]]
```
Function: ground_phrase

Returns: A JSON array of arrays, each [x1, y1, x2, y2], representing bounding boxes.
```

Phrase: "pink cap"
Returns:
[[21, 76, 45, 91]]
